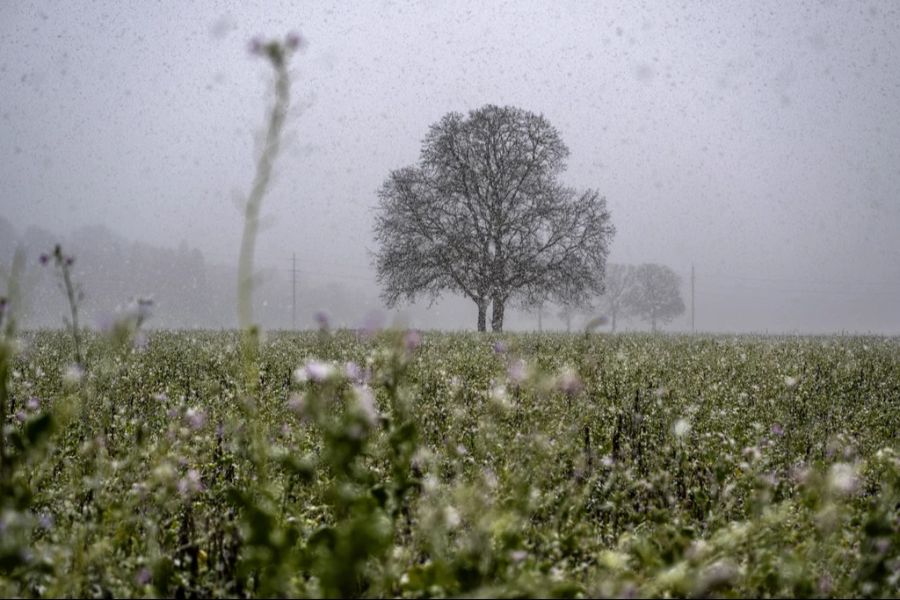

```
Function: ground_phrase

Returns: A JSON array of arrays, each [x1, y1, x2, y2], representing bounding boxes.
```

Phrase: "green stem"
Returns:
[[237, 50, 291, 391], [62, 264, 83, 365]]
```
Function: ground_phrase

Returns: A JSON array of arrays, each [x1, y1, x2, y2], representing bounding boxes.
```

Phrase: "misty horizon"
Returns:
[[2, 216, 896, 336]]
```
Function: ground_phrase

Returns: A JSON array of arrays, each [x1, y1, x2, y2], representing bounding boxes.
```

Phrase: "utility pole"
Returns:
[[691, 263, 695, 333], [292, 253, 297, 330]]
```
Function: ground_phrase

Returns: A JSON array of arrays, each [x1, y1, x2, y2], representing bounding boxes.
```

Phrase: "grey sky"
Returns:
[[2, 0, 899, 332]]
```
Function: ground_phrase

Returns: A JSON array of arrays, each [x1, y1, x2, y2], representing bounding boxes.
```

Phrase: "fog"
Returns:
[[2, 1, 899, 333]]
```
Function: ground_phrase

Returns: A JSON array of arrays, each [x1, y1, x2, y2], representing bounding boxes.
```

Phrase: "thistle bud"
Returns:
[[285, 31, 304, 51]]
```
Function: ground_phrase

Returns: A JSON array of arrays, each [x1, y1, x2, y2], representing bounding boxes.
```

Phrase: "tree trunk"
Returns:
[[611, 310, 617, 333], [476, 299, 487, 332], [491, 296, 505, 332], [651, 312, 657, 333]]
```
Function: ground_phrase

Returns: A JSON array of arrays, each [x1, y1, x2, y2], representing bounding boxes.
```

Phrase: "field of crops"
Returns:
[[1, 329, 899, 597]]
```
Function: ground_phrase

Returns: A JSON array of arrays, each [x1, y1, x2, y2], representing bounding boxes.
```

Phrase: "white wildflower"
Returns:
[[444, 506, 461, 529], [295, 358, 335, 383], [828, 462, 858, 495], [489, 384, 510, 409], [63, 364, 84, 385], [673, 418, 691, 438], [556, 366, 583, 396]]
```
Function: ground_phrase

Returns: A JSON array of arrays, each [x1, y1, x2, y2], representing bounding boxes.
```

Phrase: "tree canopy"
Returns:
[[373, 104, 615, 331], [627, 263, 685, 331]]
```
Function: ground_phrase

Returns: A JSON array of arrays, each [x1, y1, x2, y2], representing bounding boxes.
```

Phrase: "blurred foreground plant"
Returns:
[[237, 33, 302, 392], [1, 250, 59, 583], [224, 333, 422, 598]]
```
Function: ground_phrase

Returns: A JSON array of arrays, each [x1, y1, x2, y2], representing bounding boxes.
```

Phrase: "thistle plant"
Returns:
[[237, 32, 302, 391], [40, 245, 84, 366]]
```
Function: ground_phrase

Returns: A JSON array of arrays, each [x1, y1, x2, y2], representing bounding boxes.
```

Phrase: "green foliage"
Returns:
[[0, 330, 898, 597]]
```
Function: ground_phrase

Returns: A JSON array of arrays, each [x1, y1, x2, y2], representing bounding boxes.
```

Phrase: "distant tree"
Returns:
[[554, 282, 589, 332], [627, 263, 685, 332], [596, 263, 635, 332], [521, 275, 591, 332], [373, 104, 615, 331], [556, 303, 580, 332]]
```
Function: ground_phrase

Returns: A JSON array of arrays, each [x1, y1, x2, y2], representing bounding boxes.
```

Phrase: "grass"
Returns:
[[0, 328, 898, 597]]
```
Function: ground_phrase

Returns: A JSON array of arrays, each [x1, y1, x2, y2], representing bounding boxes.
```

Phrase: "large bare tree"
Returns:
[[373, 105, 615, 331]]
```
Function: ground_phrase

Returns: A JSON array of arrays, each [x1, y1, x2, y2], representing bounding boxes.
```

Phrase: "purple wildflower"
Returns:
[[301, 359, 334, 383], [177, 469, 203, 496], [557, 367, 583, 396], [344, 361, 364, 383], [285, 31, 305, 51], [507, 359, 528, 384], [404, 329, 422, 352], [38, 513, 54, 530], [185, 407, 206, 430]]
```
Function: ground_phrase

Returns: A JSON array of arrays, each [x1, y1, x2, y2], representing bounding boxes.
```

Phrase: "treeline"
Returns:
[[534, 263, 686, 333], [0, 217, 374, 330], [0, 218, 688, 333]]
